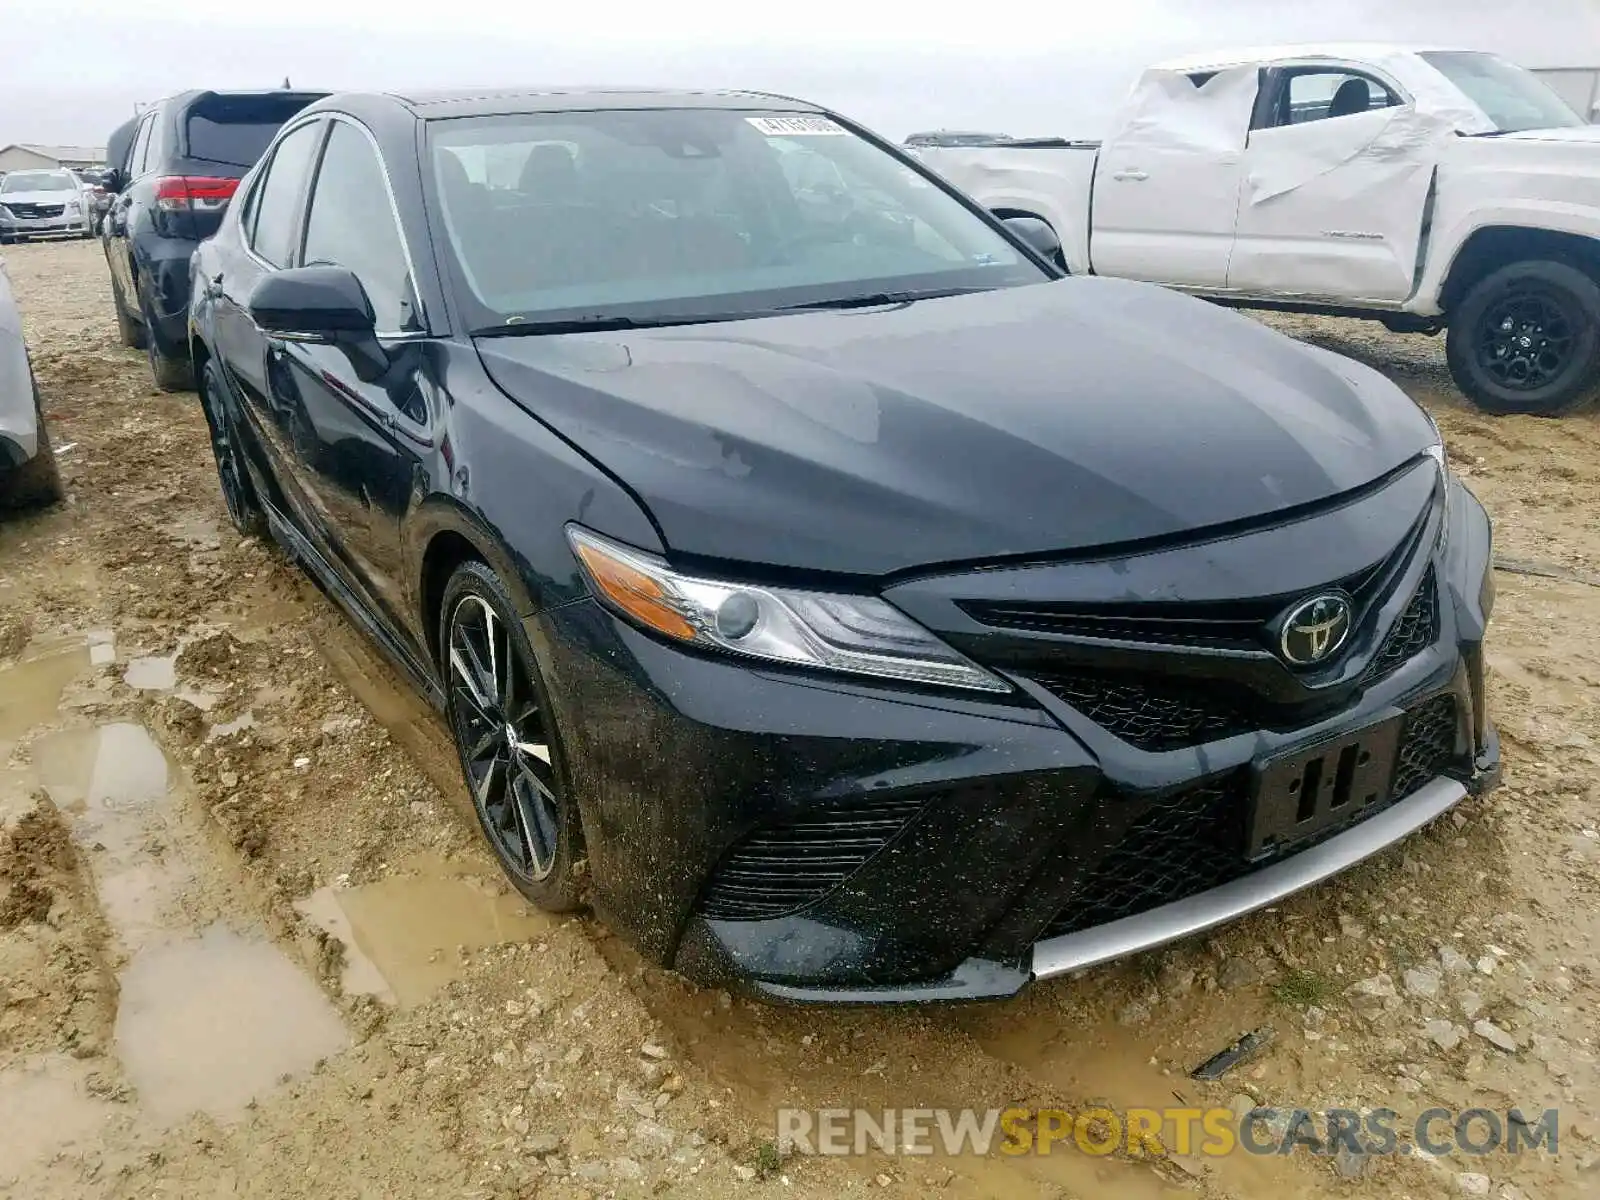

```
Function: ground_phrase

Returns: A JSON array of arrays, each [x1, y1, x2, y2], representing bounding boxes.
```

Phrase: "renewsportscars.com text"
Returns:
[[776, 1106, 1560, 1159]]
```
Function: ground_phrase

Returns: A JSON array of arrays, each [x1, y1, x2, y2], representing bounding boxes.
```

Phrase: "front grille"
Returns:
[[961, 557, 1395, 652], [1032, 671, 1256, 752], [1368, 568, 1439, 679], [1026, 568, 1441, 753], [1044, 778, 1248, 937], [7, 203, 65, 219], [1043, 693, 1461, 939], [698, 797, 925, 921], [1391, 693, 1456, 799]]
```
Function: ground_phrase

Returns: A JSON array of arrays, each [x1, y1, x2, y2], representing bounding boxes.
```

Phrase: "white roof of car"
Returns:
[[1151, 43, 1460, 73]]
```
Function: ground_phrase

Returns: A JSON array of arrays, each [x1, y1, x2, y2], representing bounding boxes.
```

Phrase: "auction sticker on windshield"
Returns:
[[747, 115, 846, 136]]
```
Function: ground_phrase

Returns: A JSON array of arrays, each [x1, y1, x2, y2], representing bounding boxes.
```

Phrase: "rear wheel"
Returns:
[[140, 293, 194, 392], [441, 561, 585, 912], [1446, 259, 1600, 416], [111, 276, 146, 350], [0, 379, 64, 511], [198, 357, 264, 537]]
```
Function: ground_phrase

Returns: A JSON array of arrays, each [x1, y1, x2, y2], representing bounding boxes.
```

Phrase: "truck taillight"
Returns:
[[154, 176, 239, 212]]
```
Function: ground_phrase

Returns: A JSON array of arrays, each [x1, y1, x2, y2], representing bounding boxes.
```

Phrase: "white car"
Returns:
[[915, 44, 1600, 415], [0, 255, 62, 510], [0, 169, 93, 244]]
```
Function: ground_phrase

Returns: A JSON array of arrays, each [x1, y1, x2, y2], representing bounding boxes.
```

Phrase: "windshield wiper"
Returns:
[[776, 286, 990, 312], [472, 286, 993, 337]]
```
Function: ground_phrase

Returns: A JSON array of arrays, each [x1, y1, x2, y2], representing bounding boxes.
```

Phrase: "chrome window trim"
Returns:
[[240, 117, 326, 274], [273, 108, 431, 334]]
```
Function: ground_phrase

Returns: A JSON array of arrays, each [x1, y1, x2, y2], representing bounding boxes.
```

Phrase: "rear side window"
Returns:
[[184, 94, 319, 169], [249, 122, 323, 268], [128, 115, 155, 178]]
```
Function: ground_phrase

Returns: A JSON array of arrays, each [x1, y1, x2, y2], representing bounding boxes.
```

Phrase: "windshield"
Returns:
[[1, 171, 77, 194], [1420, 50, 1583, 133], [427, 109, 1045, 331]]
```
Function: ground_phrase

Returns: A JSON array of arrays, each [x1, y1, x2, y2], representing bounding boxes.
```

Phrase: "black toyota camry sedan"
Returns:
[[189, 88, 1499, 1003]]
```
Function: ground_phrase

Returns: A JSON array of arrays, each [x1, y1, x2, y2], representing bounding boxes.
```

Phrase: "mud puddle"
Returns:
[[297, 853, 552, 1008], [115, 925, 348, 1124], [30, 720, 349, 1125], [0, 642, 88, 749], [0, 1055, 125, 1174]]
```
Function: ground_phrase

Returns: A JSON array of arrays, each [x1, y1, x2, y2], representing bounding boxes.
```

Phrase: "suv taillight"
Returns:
[[154, 176, 239, 212]]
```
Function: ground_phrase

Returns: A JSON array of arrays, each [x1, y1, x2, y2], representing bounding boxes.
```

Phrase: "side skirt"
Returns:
[[262, 501, 447, 712]]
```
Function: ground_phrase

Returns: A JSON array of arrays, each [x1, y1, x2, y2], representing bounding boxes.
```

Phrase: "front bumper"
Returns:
[[0, 214, 88, 238], [534, 470, 1498, 1003]]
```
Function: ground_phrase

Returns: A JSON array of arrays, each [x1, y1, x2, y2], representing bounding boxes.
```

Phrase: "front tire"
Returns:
[[0, 379, 64, 511], [198, 357, 265, 537], [1446, 260, 1600, 416], [441, 561, 586, 912]]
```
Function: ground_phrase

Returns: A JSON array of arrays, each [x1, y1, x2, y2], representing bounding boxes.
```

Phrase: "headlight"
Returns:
[[568, 526, 1010, 694], [66, 200, 81, 213], [1419, 408, 1447, 477], [0, 205, 12, 219]]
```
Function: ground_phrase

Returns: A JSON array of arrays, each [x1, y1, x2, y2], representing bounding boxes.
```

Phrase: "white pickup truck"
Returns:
[[915, 44, 1600, 416]]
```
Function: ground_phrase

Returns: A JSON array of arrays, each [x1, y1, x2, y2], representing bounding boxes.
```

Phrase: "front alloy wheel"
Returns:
[[1446, 259, 1600, 416], [442, 564, 583, 909]]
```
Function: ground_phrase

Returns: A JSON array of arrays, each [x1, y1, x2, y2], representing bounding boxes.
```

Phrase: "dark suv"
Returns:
[[103, 89, 326, 390]]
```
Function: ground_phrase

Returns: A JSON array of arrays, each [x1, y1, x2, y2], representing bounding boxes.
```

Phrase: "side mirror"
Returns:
[[1001, 215, 1062, 266], [102, 168, 124, 194], [248, 266, 390, 383]]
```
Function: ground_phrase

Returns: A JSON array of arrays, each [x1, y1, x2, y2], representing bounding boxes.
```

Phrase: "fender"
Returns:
[[974, 189, 1089, 275], [1414, 201, 1600, 315], [407, 492, 542, 622]]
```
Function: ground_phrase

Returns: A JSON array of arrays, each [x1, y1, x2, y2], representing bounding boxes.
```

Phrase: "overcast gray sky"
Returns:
[[6, 0, 1598, 150]]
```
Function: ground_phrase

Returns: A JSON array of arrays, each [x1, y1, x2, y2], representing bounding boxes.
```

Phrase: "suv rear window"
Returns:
[[183, 94, 321, 168]]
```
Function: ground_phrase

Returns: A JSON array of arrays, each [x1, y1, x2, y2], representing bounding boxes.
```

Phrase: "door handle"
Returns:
[[1112, 169, 1149, 182]]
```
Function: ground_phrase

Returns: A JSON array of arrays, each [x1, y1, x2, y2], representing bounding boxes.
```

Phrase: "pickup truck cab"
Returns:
[[916, 44, 1600, 415]]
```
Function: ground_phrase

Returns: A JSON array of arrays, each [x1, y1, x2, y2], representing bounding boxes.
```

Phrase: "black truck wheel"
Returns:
[[1446, 260, 1600, 416]]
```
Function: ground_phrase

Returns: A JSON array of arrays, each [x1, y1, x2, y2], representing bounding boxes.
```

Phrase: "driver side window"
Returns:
[[301, 121, 418, 333]]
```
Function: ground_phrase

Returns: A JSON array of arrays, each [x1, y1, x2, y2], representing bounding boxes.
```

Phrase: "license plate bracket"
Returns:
[[1248, 715, 1403, 860]]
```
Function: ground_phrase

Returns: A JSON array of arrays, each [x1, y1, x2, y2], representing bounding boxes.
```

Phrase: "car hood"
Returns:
[[477, 278, 1436, 576]]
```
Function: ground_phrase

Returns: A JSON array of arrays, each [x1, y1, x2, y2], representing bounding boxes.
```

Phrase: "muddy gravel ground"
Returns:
[[1, 238, 1598, 1200]]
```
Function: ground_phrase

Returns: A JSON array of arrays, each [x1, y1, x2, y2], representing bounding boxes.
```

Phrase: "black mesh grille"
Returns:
[[1368, 568, 1439, 679], [1044, 779, 1249, 937], [961, 563, 1390, 651], [1391, 693, 1457, 800], [1032, 672, 1256, 752], [698, 798, 925, 921], [1044, 694, 1461, 939]]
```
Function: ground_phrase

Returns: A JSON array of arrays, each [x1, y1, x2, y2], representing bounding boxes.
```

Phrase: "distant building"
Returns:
[[0, 144, 107, 173]]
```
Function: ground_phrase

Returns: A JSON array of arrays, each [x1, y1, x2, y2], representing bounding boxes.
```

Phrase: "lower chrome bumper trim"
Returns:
[[1030, 776, 1467, 980]]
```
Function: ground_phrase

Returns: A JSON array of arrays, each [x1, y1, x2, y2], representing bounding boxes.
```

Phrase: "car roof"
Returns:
[[324, 87, 824, 120], [1150, 42, 1463, 73]]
